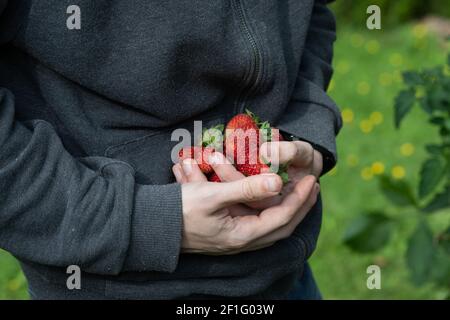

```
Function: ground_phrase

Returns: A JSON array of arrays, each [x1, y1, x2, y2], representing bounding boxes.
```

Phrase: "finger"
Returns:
[[259, 141, 298, 165], [208, 152, 245, 182], [209, 152, 283, 209], [291, 141, 315, 167], [229, 175, 316, 241], [181, 158, 208, 182], [249, 183, 320, 246], [211, 173, 283, 209], [172, 163, 187, 183]]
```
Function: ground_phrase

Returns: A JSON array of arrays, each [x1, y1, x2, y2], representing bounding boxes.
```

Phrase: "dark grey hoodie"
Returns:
[[0, 0, 341, 299]]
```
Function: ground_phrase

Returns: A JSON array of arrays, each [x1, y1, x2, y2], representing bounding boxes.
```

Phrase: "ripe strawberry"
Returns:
[[224, 109, 289, 183], [224, 111, 259, 164], [236, 162, 270, 176], [178, 146, 215, 174], [208, 172, 221, 182]]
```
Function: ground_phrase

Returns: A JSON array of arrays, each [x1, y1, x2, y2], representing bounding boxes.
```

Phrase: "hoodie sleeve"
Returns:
[[276, 0, 342, 174], [0, 88, 183, 274]]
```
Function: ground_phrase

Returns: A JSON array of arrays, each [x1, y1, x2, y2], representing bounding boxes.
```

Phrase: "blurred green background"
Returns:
[[1, 1, 449, 299]]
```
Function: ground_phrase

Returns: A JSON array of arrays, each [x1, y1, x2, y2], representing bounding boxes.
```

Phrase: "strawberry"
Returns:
[[178, 146, 215, 174], [224, 111, 259, 164], [208, 172, 221, 182], [224, 109, 289, 183], [236, 162, 270, 176]]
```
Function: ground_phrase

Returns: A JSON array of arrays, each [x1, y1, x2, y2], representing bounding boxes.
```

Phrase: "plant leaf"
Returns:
[[343, 212, 393, 253], [406, 221, 435, 286], [422, 184, 450, 213], [430, 247, 450, 285], [418, 157, 446, 199], [379, 175, 416, 206], [402, 71, 423, 86], [394, 89, 416, 128], [425, 144, 443, 156]]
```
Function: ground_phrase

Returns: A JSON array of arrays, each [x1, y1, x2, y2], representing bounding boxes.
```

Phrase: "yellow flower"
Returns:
[[389, 53, 403, 67], [378, 72, 393, 86], [371, 162, 385, 175], [361, 167, 373, 181], [357, 81, 371, 95], [341, 108, 354, 124], [391, 166, 406, 179], [346, 154, 359, 167], [400, 143, 415, 157], [336, 60, 350, 74], [7, 279, 21, 291], [370, 111, 384, 125], [359, 119, 373, 133], [414, 39, 427, 50], [365, 40, 380, 55], [350, 34, 364, 48], [412, 24, 428, 39]]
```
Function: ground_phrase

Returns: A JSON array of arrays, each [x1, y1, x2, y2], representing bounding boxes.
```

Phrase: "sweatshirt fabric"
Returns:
[[0, 0, 341, 299]]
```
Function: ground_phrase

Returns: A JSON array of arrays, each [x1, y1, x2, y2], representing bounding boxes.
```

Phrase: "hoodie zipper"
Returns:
[[233, 0, 263, 114]]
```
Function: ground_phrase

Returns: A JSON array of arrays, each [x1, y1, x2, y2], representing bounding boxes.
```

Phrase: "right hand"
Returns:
[[173, 159, 320, 255]]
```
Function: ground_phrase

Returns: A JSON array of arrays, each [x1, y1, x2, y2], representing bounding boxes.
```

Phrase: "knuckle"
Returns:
[[225, 235, 248, 251], [281, 212, 293, 227], [241, 179, 258, 201]]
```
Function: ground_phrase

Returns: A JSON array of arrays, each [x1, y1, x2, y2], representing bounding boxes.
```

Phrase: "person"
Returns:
[[0, 0, 342, 299]]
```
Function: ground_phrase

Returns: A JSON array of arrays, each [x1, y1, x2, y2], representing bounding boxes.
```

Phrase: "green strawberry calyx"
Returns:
[[202, 124, 224, 149], [245, 108, 273, 142]]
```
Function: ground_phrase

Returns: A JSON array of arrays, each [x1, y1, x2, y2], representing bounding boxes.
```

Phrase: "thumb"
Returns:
[[212, 174, 282, 209]]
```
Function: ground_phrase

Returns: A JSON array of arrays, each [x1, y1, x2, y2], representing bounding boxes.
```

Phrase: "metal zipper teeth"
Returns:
[[234, 0, 263, 113]]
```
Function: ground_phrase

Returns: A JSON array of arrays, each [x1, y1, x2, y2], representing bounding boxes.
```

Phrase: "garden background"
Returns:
[[1, 0, 449, 299]]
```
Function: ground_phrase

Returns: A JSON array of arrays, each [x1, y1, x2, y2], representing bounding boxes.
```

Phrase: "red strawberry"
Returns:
[[224, 112, 259, 164], [208, 172, 221, 182], [236, 162, 270, 176], [224, 109, 289, 183], [178, 146, 215, 174]]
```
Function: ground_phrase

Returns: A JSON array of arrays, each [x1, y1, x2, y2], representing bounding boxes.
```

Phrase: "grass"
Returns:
[[311, 23, 450, 299], [0, 22, 449, 300]]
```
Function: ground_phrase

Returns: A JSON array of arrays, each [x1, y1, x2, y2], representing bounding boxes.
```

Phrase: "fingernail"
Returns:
[[182, 159, 193, 176], [173, 166, 183, 182], [265, 176, 280, 192], [208, 153, 220, 166], [315, 183, 320, 195]]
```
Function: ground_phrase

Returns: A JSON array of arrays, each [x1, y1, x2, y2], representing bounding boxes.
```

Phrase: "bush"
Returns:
[[343, 55, 450, 295], [330, 0, 450, 27]]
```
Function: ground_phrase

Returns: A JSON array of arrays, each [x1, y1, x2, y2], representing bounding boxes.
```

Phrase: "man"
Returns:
[[0, 0, 341, 299]]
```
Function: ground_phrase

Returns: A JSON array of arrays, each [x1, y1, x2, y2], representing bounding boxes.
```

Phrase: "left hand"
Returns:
[[173, 140, 322, 210]]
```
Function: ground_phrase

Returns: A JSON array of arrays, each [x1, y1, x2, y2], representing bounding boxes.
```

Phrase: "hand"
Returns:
[[173, 159, 319, 255], [259, 140, 323, 206], [260, 140, 323, 179], [204, 141, 323, 210]]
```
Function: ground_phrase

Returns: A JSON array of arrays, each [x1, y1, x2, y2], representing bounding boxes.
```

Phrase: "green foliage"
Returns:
[[344, 54, 450, 292], [379, 175, 416, 206], [330, 0, 450, 27], [418, 157, 446, 198], [394, 89, 416, 128], [343, 212, 394, 252], [406, 220, 435, 285]]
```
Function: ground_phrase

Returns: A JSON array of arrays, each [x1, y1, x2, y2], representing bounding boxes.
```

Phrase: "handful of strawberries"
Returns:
[[178, 110, 289, 183]]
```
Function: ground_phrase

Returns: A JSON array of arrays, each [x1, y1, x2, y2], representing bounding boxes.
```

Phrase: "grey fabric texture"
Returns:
[[0, 0, 341, 299]]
